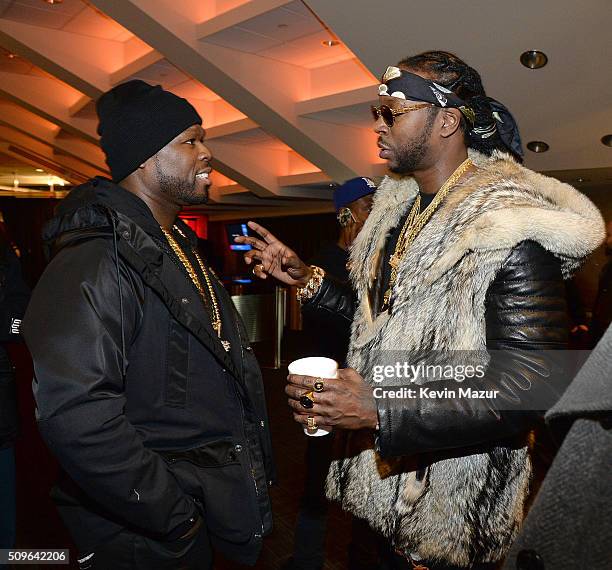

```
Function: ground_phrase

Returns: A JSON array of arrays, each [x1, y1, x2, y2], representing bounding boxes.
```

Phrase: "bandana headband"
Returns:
[[377, 66, 523, 159], [378, 66, 476, 126]]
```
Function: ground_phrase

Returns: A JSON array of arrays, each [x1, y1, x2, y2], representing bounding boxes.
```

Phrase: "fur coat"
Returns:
[[325, 151, 604, 566]]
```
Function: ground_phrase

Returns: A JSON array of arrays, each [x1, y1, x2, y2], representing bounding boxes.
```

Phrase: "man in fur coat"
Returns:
[[236, 52, 604, 569]]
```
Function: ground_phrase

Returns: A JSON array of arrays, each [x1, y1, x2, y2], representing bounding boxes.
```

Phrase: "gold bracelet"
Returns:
[[296, 265, 325, 304]]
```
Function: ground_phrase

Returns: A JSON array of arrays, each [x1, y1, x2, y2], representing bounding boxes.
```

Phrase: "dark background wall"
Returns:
[[573, 187, 612, 311], [1, 189, 609, 311], [0, 197, 60, 287], [207, 212, 339, 278]]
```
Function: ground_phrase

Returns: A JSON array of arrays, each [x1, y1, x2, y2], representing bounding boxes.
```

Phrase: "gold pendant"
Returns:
[[382, 289, 391, 308], [221, 340, 231, 352]]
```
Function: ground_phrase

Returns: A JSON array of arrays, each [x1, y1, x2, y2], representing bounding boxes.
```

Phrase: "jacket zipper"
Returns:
[[232, 382, 264, 536], [229, 313, 264, 536]]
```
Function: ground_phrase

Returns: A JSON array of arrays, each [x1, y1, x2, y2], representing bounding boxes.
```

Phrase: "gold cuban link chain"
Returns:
[[161, 225, 231, 351], [382, 157, 473, 309]]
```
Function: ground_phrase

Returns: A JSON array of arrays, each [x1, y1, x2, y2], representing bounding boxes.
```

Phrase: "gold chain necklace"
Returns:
[[382, 157, 474, 309], [161, 225, 231, 352]]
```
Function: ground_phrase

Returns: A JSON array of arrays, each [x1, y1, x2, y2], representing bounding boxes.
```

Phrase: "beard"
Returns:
[[154, 157, 208, 205], [389, 109, 436, 174]]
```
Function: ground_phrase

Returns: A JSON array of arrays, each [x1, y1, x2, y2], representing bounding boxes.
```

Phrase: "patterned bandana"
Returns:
[[378, 66, 475, 125], [377, 66, 523, 159]]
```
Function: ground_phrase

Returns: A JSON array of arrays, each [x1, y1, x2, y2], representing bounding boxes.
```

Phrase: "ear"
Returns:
[[439, 108, 462, 139]]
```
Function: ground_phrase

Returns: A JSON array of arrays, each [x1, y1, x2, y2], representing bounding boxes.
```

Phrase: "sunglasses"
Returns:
[[371, 102, 433, 128]]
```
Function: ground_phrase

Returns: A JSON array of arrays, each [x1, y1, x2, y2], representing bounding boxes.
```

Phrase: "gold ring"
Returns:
[[307, 416, 317, 430], [299, 391, 315, 409], [313, 379, 324, 392]]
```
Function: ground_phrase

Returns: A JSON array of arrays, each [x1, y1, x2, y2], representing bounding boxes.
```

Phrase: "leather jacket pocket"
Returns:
[[160, 438, 259, 544]]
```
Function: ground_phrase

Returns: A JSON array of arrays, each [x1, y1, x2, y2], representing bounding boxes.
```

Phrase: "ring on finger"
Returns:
[[313, 378, 325, 392], [300, 391, 315, 409], [307, 416, 317, 430]]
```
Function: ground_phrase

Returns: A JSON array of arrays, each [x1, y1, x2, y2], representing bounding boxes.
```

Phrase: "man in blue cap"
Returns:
[[304, 177, 376, 365], [333, 177, 377, 257], [283, 177, 377, 570]]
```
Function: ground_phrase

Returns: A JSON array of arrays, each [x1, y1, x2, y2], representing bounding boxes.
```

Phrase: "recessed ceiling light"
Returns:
[[35, 168, 44, 172], [44, 0, 63, 4], [6, 52, 16, 59], [520, 50, 548, 69], [577, 178, 584, 183], [601, 134, 612, 147], [527, 141, 549, 153], [321, 40, 340, 47]]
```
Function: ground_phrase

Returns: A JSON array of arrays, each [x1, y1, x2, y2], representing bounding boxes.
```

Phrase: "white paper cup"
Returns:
[[288, 357, 338, 437]]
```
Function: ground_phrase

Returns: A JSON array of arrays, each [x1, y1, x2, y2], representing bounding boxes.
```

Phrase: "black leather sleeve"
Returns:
[[301, 274, 355, 323], [376, 241, 570, 458]]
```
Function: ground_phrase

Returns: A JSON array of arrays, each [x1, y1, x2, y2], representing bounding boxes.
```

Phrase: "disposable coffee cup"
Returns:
[[288, 357, 338, 436]]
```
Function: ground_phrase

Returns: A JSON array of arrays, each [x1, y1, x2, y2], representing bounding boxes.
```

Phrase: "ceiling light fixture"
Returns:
[[601, 134, 612, 147], [520, 50, 548, 69], [35, 168, 44, 172], [300, 1, 341, 48], [527, 141, 549, 153], [6, 52, 16, 59], [44, 0, 63, 4]]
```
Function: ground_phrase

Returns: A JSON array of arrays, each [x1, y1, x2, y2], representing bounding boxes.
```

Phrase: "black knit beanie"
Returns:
[[96, 80, 202, 182]]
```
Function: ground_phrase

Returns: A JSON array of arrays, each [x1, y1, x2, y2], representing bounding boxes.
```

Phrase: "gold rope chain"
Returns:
[[382, 157, 474, 309], [161, 225, 231, 352]]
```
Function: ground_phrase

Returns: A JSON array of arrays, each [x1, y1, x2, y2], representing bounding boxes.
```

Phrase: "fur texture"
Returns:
[[325, 151, 604, 566]]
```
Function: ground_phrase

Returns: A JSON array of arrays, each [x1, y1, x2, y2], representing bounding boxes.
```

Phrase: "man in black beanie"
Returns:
[[22, 80, 275, 569]]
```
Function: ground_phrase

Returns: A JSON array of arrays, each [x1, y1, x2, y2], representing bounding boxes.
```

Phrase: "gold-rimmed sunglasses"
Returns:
[[371, 103, 434, 128]]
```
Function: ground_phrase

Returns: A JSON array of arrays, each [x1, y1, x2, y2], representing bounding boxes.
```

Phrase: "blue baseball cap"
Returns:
[[333, 177, 377, 212]]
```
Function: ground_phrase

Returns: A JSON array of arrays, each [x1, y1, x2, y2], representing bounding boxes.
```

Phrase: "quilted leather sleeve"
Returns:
[[376, 240, 571, 458], [301, 275, 355, 323]]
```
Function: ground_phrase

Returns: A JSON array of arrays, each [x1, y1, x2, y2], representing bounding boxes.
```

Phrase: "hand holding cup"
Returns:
[[286, 359, 378, 434]]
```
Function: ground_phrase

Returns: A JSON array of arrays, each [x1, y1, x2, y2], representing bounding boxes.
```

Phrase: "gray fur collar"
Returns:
[[351, 150, 604, 297]]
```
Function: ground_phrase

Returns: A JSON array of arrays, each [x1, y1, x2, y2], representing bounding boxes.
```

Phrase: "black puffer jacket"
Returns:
[[305, 240, 569, 456], [23, 179, 275, 563]]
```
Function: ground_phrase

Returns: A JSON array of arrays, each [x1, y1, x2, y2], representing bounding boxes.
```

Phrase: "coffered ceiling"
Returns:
[[0, 0, 610, 218]]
